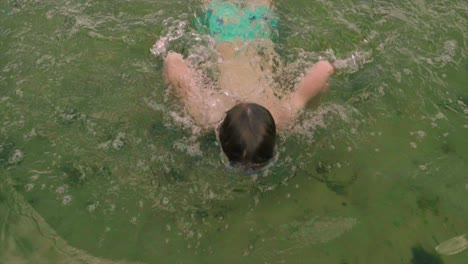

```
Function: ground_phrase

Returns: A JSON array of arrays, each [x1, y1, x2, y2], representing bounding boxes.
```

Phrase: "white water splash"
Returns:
[[333, 50, 373, 74], [150, 18, 188, 57]]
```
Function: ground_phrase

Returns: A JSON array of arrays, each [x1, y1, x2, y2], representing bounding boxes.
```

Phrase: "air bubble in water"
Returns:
[[161, 197, 169, 206], [56, 185, 68, 194], [8, 149, 24, 164], [62, 195, 73, 205], [87, 202, 99, 212], [112, 132, 126, 150], [25, 183, 34, 191]]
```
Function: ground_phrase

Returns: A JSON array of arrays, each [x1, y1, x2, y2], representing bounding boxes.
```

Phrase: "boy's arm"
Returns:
[[163, 52, 202, 101], [163, 52, 230, 128], [288, 60, 335, 112]]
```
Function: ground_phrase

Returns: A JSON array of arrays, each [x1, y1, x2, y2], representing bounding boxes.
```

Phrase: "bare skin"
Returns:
[[163, 0, 335, 131], [164, 48, 334, 130]]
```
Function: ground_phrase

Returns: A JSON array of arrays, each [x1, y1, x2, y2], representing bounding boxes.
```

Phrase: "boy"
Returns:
[[163, 0, 334, 173]]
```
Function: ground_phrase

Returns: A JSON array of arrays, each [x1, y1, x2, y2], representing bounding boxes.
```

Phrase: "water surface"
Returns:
[[0, 0, 467, 263]]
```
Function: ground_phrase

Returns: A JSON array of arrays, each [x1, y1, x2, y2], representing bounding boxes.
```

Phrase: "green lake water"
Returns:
[[1, 0, 467, 263]]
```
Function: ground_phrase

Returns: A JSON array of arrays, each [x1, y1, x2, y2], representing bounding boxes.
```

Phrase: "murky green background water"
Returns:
[[1, 0, 467, 263]]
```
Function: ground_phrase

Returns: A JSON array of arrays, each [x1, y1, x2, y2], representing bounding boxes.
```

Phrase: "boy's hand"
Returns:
[[288, 60, 334, 112], [316, 60, 334, 93]]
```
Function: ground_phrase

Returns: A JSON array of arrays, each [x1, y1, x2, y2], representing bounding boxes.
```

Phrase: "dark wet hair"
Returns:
[[218, 103, 277, 172]]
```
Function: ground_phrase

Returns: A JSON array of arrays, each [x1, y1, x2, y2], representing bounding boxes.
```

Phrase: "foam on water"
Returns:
[[150, 18, 189, 57]]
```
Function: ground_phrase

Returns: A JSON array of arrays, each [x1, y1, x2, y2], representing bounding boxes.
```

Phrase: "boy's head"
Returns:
[[218, 103, 277, 173]]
